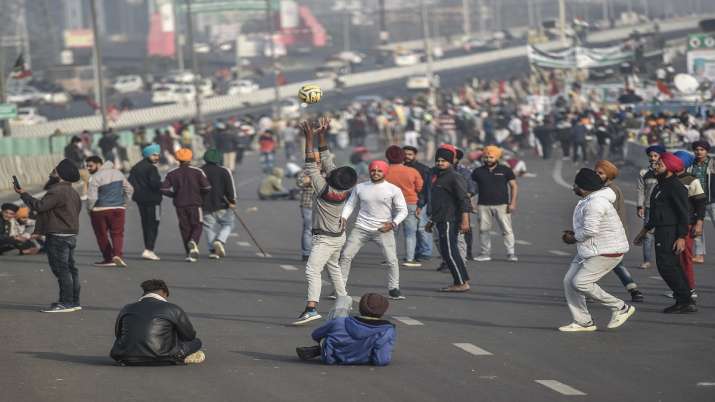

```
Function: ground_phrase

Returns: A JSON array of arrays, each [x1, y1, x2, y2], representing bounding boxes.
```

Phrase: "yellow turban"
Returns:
[[483, 145, 503, 159], [175, 148, 193, 162]]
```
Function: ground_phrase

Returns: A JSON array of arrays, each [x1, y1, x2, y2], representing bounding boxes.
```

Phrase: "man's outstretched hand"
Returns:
[[299, 121, 313, 138]]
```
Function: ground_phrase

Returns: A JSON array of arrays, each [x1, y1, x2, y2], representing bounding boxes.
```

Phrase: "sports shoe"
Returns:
[[629, 289, 644, 303], [292, 309, 322, 325], [403, 260, 422, 267], [184, 351, 206, 364], [473, 255, 492, 262], [638, 262, 651, 269], [326, 291, 337, 300], [187, 241, 199, 260], [112, 256, 127, 267], [93, 260, 117, 267], [70, 304, 82, 311], [388, 288, 406, 300], [507, 254, 519, 262], [607, 304, 636, 329], [185, 256, 197, 263], [296, 345, 321, 361], [208, 253, 220, 260], [558, 322, 597, 332], [142, 250, 160, 261], [663, 303, 698, 314], [213, 240, 226, 257], [41, 303, 76, 313], [691, 289, 698, 299], [692, 255, 704, 264]]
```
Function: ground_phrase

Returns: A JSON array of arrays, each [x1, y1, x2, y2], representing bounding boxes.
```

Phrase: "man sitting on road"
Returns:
[[110, 279, 205, 366], [296, 293, 396, 366], [258, 167, 299, 200], [0, 203, 37, 255]]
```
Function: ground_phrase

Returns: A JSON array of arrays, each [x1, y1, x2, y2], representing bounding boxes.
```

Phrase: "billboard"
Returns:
[[687, 50, 715, 82], [64, 29, 94, 48]]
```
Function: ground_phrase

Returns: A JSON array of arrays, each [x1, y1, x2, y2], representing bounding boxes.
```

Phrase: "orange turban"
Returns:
[[16, 207, 29, 220], [176, 148, 193, 162], [483, 145, 503, 159], [595, 160, 619, 180]]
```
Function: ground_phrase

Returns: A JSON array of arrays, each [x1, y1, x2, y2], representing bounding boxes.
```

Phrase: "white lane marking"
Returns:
[[648, 276, 664, 281], [237, 241, 252, 247], [280, 264, 298, 271], [697, 382, 715, 387], [549, 250, 571, 256], [392, 316, 424, 326], [535, 380, 587, 396], [453, 343, 493, 356], [256, 252, 272, 258], [515, 239, 532, 246], [552, 159, 572, 189], [229, 233, 239, 237]]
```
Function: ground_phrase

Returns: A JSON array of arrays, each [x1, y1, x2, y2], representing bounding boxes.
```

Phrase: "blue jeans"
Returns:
[[46, 235, 80, 306], [415, 206, 433, 259], [203, 209, 235, 251], [261, 152, 275, 173], [642, 207, 655, 263], [301, 207, 313, 257], [612, 262, 636, 290], [694, 203, 715, 256], [397, 204, 418, 261]]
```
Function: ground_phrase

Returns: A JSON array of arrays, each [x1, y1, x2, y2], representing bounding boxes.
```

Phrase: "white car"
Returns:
[[194, 42, 211, 54], [279, 98, 301, 118], [11, 107, 48, 125], [113, 75, 144, 93], [334, 51, 365, 65], [406, 74, 440, 90], [151, 83, 178, 104], [227, 80, 259, 95], [198, 79, 214, 97], [393, 50, 420, 66], [166, 70, 195, 84], [6, 86, 48, 104]]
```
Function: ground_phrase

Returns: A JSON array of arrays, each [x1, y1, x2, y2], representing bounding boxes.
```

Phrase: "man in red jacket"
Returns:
[[161, 148, 212, 262]]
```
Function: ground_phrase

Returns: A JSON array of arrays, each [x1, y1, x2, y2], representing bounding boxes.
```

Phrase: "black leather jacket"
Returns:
[[110, 297, 197, 365]]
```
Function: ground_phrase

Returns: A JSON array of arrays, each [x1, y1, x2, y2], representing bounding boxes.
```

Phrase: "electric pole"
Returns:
[[462, 0, 472, 37], [420, 0, 435, 107], [0, 45, 11, 137], [173, 0, 184, 71], [266, 0, 280, 118], [185, 0, 202, 124], [559, 0, 567, 44], [377, 0, 387, 67], [89, 0, 108, 132]]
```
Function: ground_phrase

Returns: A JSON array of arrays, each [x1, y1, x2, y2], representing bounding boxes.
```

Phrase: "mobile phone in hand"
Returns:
[[12, 175, 21, 191]]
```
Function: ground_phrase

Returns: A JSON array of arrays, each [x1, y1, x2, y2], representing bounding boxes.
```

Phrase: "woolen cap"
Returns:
[[574, 168, 603, 191], [55, 159, 80, 183], [326, 166, 357, 191], [359, 293, 389, 318]]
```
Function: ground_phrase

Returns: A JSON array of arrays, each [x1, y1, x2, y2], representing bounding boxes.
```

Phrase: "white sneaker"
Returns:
[[607, 305, 636, 329], [185, 256, 197, 263], [507, 254, 518, 262], [473, 255, 492, 262], [187, 241, 199, 260], [142, 250, 161, 261], [208, 253, 220, 260], [112, 256, 127, 267], [213, 240, 226, 257], [558, 322, 597, 332]]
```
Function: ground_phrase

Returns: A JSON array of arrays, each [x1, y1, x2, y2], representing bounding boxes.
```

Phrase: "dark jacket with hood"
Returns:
[[311, 316, 396, 366], [201, 162, 237, 213], [128, 158, 163, 205], [110, 296, 197, 365]]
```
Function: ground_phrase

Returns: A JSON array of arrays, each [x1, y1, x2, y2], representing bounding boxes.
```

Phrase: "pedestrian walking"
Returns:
[[634, 153, 696, 313], [16, 159, 82, 313], [293, 118, 357, 325], [470, 146, 519, 262], [636, 145, 663, 269], [688, 140, 714, 264], [384, 145, 424, 267], [402, 145, 432, 261], [128, 144, 163, 261], [339, 159, 408, 300], [201, 149, 237, 260], [593, 160, 644, 302], [161, 148, 212, 262], [426, 146, 471, 292], [86, 156, 133, 268], [559, 168, 635, 332]]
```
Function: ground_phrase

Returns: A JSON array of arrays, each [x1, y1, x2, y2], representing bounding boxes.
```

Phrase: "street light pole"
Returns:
[[184, 0, 202, 124], [89, 0, 108, 132], [173, 0, 185, 71], [462, 0, 472, 37], [266, 0, 280, 118], [0, 45, 12, 137], [420, 0, 435, 107], [559, 0, 567, 44]]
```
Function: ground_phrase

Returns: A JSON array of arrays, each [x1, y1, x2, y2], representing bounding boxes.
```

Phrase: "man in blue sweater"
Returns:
[[296, 293, 396, 366]]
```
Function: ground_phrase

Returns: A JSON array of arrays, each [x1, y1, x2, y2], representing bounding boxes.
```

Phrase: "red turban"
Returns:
[[660, 152, 683, 173], [369, 160, 389, 174]]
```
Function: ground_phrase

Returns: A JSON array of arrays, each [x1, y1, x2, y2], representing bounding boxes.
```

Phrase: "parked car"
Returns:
[[227, 80, 259, 95], [333, 51, 366, 65], [406, 74, 440, 90], [11, 107, 48, 125], [165, 70, 195, 84], [6, 86, 49, 105], [151, 83, 179, 104], [393, 50, 420, 66], [315, 60, 350, 78], [113, 75, 144, 93]]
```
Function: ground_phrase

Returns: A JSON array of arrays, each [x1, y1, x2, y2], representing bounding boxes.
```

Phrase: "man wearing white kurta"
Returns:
[[560, 168, 636, 332], [339, 160, 409, 300]]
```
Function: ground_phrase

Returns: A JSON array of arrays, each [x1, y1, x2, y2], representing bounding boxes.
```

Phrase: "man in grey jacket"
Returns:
[[559, 168, 635, 332], [293, 117, 357, 326]]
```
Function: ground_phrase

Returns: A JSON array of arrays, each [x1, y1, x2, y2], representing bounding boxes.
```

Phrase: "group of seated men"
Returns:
[[0, 203, 41, 256]]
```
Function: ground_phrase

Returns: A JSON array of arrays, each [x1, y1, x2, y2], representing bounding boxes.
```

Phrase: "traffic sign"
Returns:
[[0, 104, 17, 120], [178, 0, 280, 14], [688, 33, 715, 50]]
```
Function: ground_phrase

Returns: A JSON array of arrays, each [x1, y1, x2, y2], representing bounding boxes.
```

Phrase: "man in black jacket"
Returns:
[[634, 152, 695, 313], [110, 279, 205, 365], [426, 147, 471, 292], [128, 144, 163, 261], [201, 149, 237, 259]]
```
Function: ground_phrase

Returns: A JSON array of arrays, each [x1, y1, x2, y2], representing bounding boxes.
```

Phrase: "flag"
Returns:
[[11, 53, 32, 79]]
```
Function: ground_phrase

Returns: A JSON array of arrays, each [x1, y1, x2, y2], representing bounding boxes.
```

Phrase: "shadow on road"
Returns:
[[17, 351, 113, 366], [234, 350, 321, 365]]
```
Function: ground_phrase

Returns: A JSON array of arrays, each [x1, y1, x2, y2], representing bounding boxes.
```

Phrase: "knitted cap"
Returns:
[[326, 166, 357, 191], [574, 168, 603, 191], [358, 293, 389, 318], [55, 159, 80, 183]]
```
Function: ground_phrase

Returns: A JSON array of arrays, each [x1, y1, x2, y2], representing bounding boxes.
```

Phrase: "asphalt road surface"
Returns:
[[1, 146, 714, 402]]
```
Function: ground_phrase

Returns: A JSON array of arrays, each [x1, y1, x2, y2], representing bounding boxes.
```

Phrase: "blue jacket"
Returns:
[[311, 316, 396, 366]]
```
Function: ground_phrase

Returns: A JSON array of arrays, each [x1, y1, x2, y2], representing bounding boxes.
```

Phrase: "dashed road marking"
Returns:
[[697, 382, 715, 387], [549, 250, 571, 256], [648, 276, 664, 281], [515, 239, 532, 246], [229, 233, 239, 237], [237, 241, 252, 247], [453, 343, 493, 356], [280, 264, 298, 271], [392, 316, 424, 326], [256, 252, 272, 258], [535, 380, 587, 396]]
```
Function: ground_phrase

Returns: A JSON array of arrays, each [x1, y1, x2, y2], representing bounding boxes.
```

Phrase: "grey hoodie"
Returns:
[[305, 149, 352, 236]]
